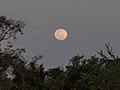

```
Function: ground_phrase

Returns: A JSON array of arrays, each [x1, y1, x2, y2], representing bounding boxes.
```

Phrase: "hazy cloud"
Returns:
[[33, 30, 45, 34]]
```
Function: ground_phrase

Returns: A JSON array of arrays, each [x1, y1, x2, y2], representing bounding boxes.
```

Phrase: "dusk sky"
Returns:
[[0, 0, 120, 69]]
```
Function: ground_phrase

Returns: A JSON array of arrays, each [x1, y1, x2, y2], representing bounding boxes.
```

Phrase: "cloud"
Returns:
[[33, 30, 45, 34]]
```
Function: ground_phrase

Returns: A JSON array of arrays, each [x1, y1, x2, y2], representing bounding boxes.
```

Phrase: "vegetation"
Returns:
[[0, 15, 120, 90]]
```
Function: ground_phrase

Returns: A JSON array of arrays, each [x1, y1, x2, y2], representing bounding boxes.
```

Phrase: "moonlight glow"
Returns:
[[54, 29, 68, 41]]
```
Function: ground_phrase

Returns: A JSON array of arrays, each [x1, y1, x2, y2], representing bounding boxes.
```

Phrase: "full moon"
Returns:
[[54, 28, 68, 41]]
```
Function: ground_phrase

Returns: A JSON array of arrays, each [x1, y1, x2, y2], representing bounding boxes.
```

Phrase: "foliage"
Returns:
[[0, 15, 25, 42]]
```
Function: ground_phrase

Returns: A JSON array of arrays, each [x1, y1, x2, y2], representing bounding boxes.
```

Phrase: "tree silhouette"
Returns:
[[0, 15, 25, 48]]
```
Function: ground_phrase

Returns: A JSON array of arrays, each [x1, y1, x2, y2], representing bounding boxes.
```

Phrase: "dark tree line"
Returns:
[[0, 15, 120, 90]]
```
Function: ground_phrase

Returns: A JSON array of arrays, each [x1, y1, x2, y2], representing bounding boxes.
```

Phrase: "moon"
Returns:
[[54, 28, 68, 41]]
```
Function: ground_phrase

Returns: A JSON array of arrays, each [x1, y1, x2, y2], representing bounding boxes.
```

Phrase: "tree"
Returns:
[[44, 66, 65, 90], [0, 15, 25, 47], [0, 15, 26, 89], [63, 43, 120, 90]]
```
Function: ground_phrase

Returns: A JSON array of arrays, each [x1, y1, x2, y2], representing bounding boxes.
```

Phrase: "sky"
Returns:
[[0, 0, 120, 69]]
